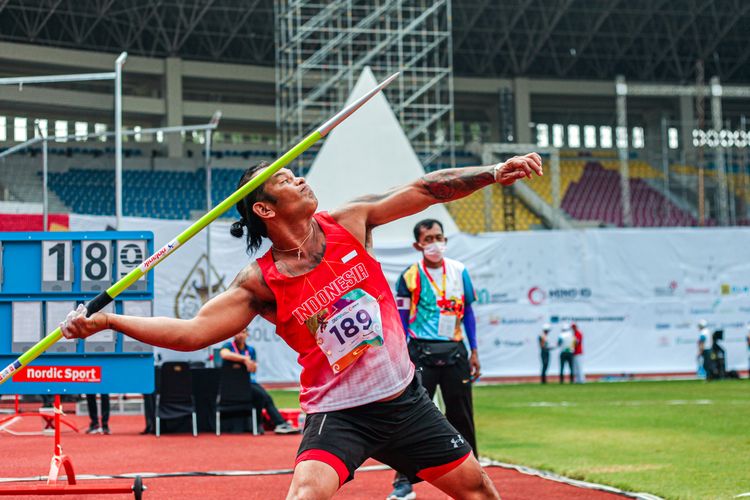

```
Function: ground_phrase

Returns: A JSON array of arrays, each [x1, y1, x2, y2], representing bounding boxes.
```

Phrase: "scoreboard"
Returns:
[[0, 232, 155, 395]]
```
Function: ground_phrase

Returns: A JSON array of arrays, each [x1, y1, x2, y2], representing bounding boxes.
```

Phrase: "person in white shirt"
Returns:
[[697, 319, 712, 379], [557, 324, 575, 384]]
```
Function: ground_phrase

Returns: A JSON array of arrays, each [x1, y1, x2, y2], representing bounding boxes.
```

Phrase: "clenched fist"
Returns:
[[60, 304, 110, 340], [493, 152, 543, 186]]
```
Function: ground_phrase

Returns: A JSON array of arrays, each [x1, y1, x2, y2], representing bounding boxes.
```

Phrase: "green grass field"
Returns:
[[271, 379, 749, 499], [473, 380, 749, 500]]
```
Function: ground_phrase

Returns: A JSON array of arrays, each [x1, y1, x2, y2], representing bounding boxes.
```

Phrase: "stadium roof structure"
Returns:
[[1, 0, 750, 84]]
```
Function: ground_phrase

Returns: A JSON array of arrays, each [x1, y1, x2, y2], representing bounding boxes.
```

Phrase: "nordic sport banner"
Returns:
[[71, 215, 750, 381]]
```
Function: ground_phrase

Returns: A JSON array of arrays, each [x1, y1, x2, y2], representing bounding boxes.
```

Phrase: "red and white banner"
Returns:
[[14, 366, 102, 383]]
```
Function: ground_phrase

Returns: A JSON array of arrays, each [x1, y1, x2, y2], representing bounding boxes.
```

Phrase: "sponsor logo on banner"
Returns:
[[675, 337, 697, 345], [476, 289, 517, 304], [551, 315, 626, 324], [655, 305, 684, 315], [685, 287, 711, 295], [654, 281, 678, 297], [528, 287, 592, 305], [492, 339, 526, 348], [690, 299, 721, 316], [528, 287, 546, 305], [499, 316, 544, 325], [14, 366, 101, 383], [720, 283, 750, 295], [720, 321, 745, 329], [656, 322, 692, 331], [175, 254, 227, 319]]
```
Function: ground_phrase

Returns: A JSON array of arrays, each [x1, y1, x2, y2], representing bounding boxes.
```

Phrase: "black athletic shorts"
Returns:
[[295, 375, 473, 487]]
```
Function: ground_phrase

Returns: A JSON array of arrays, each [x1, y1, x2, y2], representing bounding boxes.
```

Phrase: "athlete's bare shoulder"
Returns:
[[329, 205, 370, 249], [230, 261, 276, 319]]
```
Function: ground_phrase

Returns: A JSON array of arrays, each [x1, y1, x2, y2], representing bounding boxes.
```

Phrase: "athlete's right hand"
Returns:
[[60, 304, 110, 340], [493, 152, 543, 185]]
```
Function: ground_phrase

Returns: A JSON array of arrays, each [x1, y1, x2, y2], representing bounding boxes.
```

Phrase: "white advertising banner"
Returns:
[[70, 215, 750, 382]]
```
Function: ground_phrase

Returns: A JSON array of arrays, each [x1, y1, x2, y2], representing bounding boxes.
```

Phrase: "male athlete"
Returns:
[[62, 153, 543, 499]]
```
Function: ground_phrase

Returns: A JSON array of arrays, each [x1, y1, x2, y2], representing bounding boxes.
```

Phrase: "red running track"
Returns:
[[0, 414, 629, 499]]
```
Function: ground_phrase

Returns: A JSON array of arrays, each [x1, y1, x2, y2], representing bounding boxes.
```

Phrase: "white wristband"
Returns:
[[492, 162, 503, 182]]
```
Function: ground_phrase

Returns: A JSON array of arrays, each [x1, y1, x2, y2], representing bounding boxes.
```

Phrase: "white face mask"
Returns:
[[422, 241, 446, 262]]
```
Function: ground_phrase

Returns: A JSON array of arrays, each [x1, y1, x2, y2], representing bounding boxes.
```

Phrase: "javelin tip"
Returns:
[[317, 71, 400, 137]]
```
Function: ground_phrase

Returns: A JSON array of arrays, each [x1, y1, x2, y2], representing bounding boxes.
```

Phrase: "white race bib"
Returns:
[[316, 289, 384, 373]]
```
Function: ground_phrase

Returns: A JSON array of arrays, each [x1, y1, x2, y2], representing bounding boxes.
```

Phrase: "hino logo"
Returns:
[[528, 287, 592, 305]]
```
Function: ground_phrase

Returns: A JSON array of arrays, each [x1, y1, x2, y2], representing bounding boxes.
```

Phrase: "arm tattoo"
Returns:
[[232, 264, 276, 315], [419, 168, 494, 201], [231, 264, 257, 288]]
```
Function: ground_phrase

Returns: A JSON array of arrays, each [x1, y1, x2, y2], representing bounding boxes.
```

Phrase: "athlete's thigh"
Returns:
[[428, 453, 500, 499], [296, 409, 388, 485], [287, 460, 340, 500]]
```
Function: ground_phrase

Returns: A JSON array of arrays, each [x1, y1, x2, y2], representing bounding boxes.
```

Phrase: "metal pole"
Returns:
[[616, 76, 633, 227], [447, 0, 456, 170], [205, 129, 212, 305], [41, 125, 48, 231], [114, 52, 128, 229], [710, 76, 728, 226], [482, 148, 494, 231], [0, 72, 116, 85], [551, 149, 561, 228], [696, 61, 706, 225], [726, 119, 736, 226], [742, 115, 749, 220], [660, 116, 670, 224], [0, 121, 220, 161]]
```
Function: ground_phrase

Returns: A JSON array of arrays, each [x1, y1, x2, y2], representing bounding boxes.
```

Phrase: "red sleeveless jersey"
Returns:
[[256, 212, 414, 413]]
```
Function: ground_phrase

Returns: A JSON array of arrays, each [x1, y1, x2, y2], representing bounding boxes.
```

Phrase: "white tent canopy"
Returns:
[[306, 67, 459, 243]]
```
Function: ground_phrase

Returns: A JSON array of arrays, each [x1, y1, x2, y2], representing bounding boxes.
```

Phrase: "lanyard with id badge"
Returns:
[[315, 288, 385, 374], [421, 260, 461, 340]]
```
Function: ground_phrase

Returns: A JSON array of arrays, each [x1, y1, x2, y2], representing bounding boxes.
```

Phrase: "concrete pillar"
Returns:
[[513, 77, 532, 144], [679, 94, 695, 164], [165, 57, 183, 158]]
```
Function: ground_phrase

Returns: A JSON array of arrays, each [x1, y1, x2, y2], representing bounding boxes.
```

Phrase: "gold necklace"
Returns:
[[272, 223, 315, 260]]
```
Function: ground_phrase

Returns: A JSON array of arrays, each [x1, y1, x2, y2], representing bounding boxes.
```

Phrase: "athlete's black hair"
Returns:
[[229, 161, 278, 255]]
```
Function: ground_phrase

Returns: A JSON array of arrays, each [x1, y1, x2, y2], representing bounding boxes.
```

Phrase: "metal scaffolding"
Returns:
[[275, 0, 455, 172], [614, 74, 749, 227]]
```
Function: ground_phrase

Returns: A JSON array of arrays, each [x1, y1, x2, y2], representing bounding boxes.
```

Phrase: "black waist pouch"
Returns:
[[409, 339, 464, 367]]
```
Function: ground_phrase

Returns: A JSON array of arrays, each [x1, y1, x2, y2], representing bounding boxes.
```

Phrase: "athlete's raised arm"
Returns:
[[332, 153, 542, 230], [61, 263, 271, 351]]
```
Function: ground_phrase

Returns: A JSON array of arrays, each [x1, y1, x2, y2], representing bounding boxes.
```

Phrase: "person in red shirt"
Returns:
[[572, 323, 585, 384], [61, 153, 542, 499]]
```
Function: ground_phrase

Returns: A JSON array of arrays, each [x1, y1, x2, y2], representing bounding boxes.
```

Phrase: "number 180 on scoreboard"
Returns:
[[0, 231, 155, 395]]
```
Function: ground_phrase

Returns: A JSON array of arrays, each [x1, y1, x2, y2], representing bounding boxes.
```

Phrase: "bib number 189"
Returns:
[[329, 310, 372, 345]]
